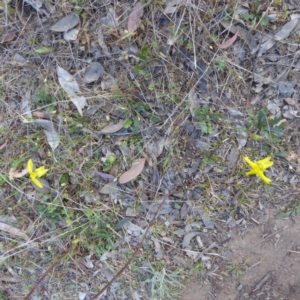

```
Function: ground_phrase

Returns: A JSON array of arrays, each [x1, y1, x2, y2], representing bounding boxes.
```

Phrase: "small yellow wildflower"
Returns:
[[108, 155, 115, 162], [243, 156, 273, 184], [27, 159, 49, 188]]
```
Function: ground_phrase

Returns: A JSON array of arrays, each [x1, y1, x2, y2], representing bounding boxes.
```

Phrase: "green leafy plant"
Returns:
[[224, 7, 234, 20], [133, 45, 149, 72], [38, 201, 70, 226], [79, 218, 116, 257], [102, 155, 116, 172], [277, 201, 300, 219], [0, 174, 8, 186], [202, 150, 219, 166], [143, 264, 185, 300], [194, 106, 222, 134], [32, 89, 57, 112], [226, 259, 249, 279], [239, 0, 269, 26], [215, 58, 226, 72], [247, 108, 284, 143]]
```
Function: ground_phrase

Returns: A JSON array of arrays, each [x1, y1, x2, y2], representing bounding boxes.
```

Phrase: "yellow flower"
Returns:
[[108, 155, 115, 162], [27, 159, 49, 188], [243, 156, 273, 184]]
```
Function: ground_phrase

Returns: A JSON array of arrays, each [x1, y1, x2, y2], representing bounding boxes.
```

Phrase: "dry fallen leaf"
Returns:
[[57, 65, 79, 95], [286, 151, 299, 161], [1, 29, 18, 43], [99, 182, 118, 194], [12, 168, 28, 178], [84, 62, 105, 83], [32, 111, 51, 119], [221, 20, 258, 54], [98, 27, 110, 55], [24, 119, 60, 150], [164, 0, 182, 14], [69, 96, 87, 117], [284, 98, 300, 110], [50, 13, 80, 32], [100, 120, 126, 134], [100, 8, 118, 28], [128, 2, 144, 33], [0, 141, 7, 150], [119, 158, 146, 184], [274, 19, 299, 41], [57, 65, 87, 116], [64, 28, 79, 41], [80, 256, 94, 269], [217, 31, 239, 49], [0, 276, 22, 282], [0, 222, 39, 248]]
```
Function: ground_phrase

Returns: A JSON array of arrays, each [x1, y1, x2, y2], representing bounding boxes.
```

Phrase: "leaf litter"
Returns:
[[3, 1, 300, 299], [128, 2, 144, 33]]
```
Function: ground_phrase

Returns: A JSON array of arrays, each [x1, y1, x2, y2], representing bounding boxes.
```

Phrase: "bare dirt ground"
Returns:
[[182, 210, 300, 300]]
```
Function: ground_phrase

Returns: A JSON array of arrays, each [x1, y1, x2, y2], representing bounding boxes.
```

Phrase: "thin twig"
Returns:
[[91, 194, 169, 300], [23, 243, 75, 300]]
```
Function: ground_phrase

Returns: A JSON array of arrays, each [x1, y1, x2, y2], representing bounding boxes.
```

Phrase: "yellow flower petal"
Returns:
[[27, 159, 48, 188], [243, 156, 257, 168], [257, 157, 273, 171], [30, 174, 43, 188], [35, 166, 49, 177], [27, 159, 34, 174], [257, 170, 272, 184], [243, 156, 273, 184]]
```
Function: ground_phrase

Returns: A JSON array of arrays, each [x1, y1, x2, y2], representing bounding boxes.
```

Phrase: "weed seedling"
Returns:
[[194, 106, 222, 134], [226, 259, 249, 279], [247, 107, 284, 143]]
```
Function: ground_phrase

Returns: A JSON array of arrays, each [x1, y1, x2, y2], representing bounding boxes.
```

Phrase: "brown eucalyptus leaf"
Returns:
[[100, 120, 126, 134], [220, 20, 258, 54], [12, 168, 28, 178], [1, 29, 18, 43], [217, 31, 239, 49], [50, 13, 80, 32], [119, 158, 146, 184], [286, 151, 299, 161], [128, 2, 144, 33], [284, 98, 300, 110]]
